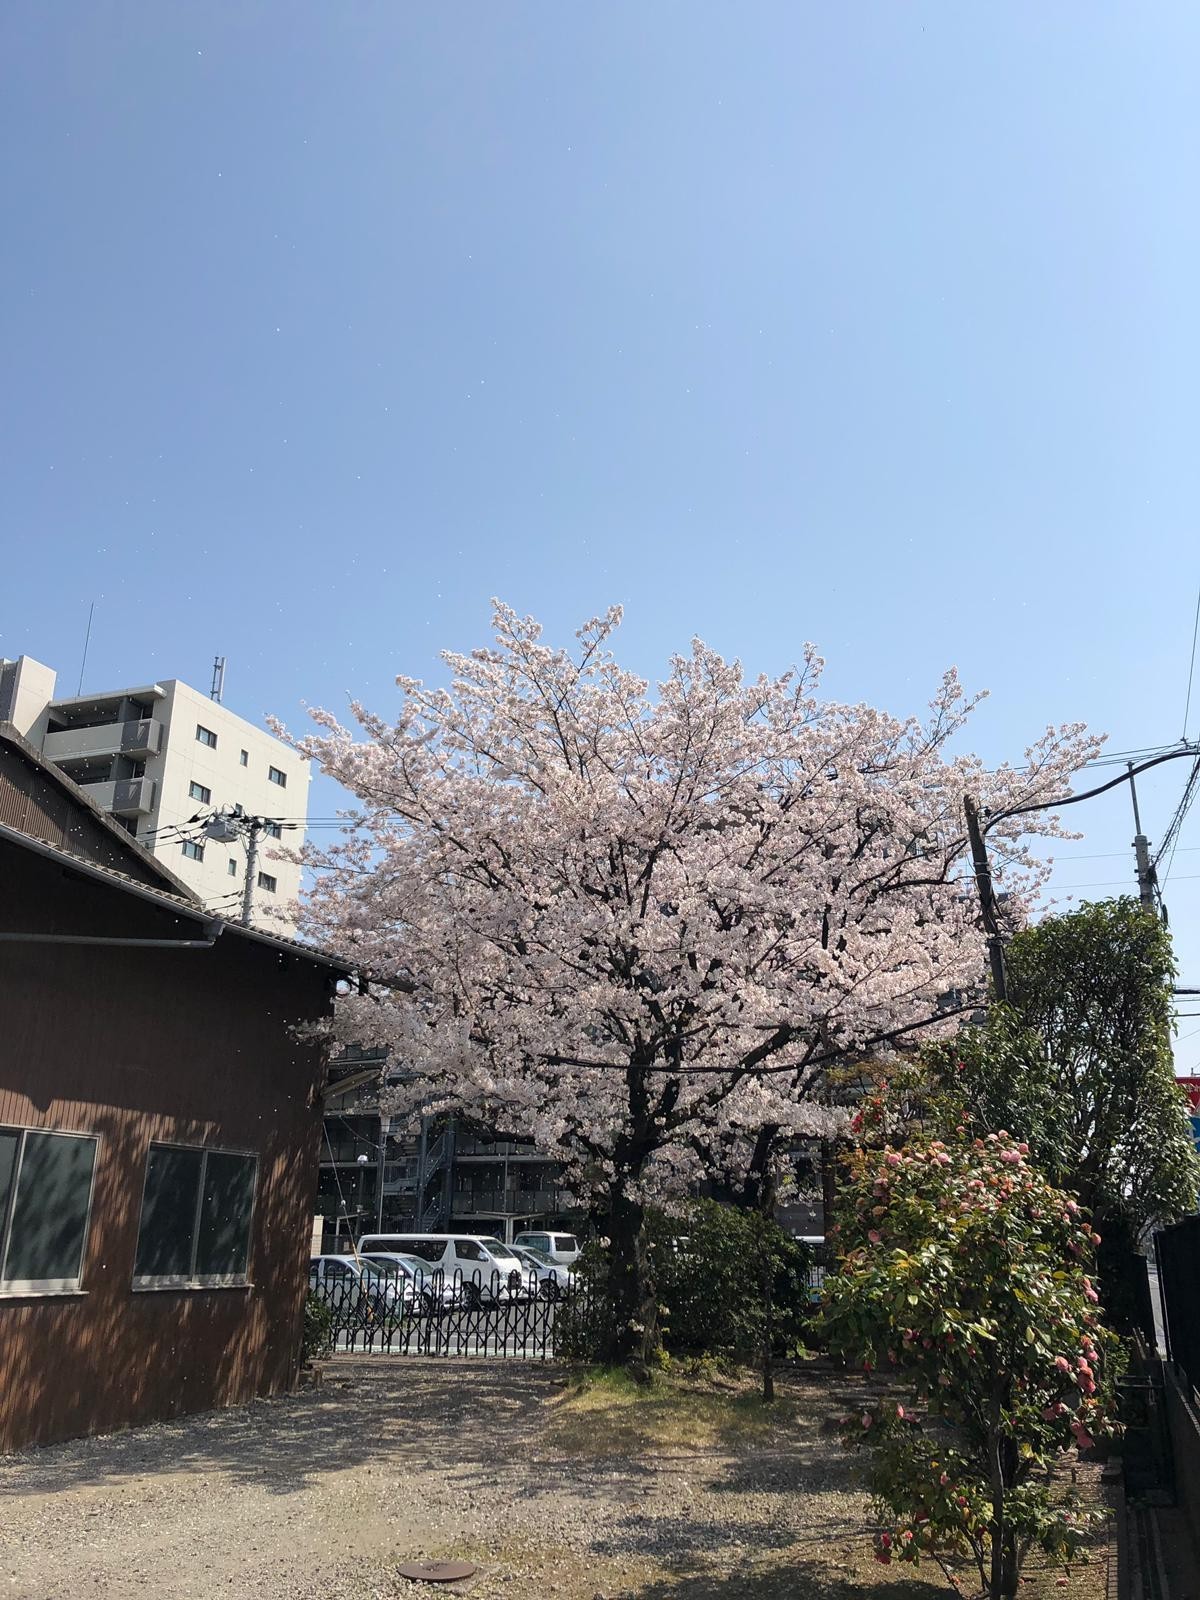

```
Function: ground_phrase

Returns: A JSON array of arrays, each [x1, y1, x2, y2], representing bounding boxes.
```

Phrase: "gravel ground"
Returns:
[[0, 1359, 951, 1600]]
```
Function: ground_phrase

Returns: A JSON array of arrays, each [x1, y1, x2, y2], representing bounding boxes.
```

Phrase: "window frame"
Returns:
[[267, 765, 287, 788], [188, 780, 212, 804], [239, 749, 249, 767], [263, 821, 283, 840], [195, 724, 218, 749], [0, 1127, 100, 1296], [257, 871, 277, 893], [181, 839, 205, 862], [131, 1142, 258, 1292]]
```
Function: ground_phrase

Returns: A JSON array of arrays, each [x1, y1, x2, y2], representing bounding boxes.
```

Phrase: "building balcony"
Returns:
[[44, 718, 163, 766], [80, 776, 157, 817], [453, 1189, 558, 1215], [454, 1138, 549, 1161]]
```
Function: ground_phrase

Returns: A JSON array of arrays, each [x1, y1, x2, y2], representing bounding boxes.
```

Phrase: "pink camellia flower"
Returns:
[[861, 1412, 872, 1429], [1065, 1200, 1080, 1215], [1084, 1286, 1100, 1304], [1070, 1420, 1096, 1450], [879, 1533, 892, 1549], [896, 1404, 905, 1420], [1000, 1149, 1021, 1164], [956, 1495, 969, 1508], [1042, 1406, 1057, 1420], [1077, 1358, 1092, 1374], [1091, 1233, 1102, 1246], [1055, 1356, 1072, 1373], [1082, 1379, 1097, 1395], [885, 1151, 902, 1167], [1018, 1142, 1030, 1154], [900, 1530, 913, 1543], [867, 1229, 882, 1244], [939, 1472, 949, 1486]]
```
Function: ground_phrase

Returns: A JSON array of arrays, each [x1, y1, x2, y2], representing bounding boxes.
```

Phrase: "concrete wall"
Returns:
[[146, 680, 310, 926]]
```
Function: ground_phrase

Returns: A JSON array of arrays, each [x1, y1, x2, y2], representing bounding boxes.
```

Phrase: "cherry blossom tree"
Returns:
[[285, 604, 1099, 1366]]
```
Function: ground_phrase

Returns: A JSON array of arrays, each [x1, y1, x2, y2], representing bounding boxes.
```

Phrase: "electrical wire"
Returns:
[[1184, 582, 1200, 740]]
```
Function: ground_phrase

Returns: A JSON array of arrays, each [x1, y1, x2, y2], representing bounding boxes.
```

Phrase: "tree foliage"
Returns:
[[821, 1125, 1120, 1599], [287, 603, 1097, 1365], [923, 899, 1200, 1264]]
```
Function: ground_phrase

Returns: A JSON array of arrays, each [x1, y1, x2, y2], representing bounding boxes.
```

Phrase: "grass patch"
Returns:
[[546, 1363, 804, 1457]]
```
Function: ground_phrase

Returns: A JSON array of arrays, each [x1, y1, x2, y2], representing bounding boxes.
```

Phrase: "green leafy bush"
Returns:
[[302, 1291, 334, 1362], [561, 1200, 812, 1372], [821, 1127, 1120, 1599]]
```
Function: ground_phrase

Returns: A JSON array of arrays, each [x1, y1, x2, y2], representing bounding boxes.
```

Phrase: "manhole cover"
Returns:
[[397, 1561, 478, 1584]]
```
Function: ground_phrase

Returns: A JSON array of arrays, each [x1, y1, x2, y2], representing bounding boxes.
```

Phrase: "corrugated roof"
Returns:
[[0, 720, 202, 903], [0, 726, 351, 974]]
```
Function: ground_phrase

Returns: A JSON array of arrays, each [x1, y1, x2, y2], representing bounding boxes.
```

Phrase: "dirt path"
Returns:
[[0, 1358, 947, 1600]]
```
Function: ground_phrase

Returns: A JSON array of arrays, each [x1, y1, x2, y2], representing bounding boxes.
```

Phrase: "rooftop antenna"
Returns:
[[76, 601, 96, 695], [211, 655, 226, 703]]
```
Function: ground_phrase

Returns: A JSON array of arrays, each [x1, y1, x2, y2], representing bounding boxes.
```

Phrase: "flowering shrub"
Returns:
[[820, 1129, 1120, 1599]]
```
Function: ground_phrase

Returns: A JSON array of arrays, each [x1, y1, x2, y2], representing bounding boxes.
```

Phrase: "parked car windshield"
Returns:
[[482, 1238, 518, 1261], [361, 1259, 403, 1278]]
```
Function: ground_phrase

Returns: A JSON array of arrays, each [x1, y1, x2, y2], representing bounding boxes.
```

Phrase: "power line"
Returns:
[[1184, 582, 1200, 739]]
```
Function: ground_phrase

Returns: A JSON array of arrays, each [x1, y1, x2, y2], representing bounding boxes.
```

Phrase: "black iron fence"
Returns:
[[1156, 1215, 1200, 1396], [309, 1266, 589, 1359]]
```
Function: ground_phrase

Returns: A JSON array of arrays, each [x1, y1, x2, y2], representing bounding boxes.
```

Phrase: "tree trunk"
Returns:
[[605, 1186, 657, 1377], [760, 1229, 775, 1403], [988, 1432, 1021, 1600]]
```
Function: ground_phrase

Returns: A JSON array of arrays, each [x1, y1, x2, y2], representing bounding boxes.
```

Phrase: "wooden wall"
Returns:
[[0, 840, 335, 1451]]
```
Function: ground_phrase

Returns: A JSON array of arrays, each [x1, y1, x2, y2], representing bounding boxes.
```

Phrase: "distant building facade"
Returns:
[[319, 1056, 568, 1246], [0, 655, 309, 926]]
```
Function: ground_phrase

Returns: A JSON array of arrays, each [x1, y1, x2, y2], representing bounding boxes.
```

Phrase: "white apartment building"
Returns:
[[0, 655, 310, 927]]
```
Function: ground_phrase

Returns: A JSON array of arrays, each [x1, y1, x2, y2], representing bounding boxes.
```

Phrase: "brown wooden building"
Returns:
[[0, 724, 347, 1451]]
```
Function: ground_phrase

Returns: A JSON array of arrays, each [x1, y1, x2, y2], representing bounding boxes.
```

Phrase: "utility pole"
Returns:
[[241, 815, 262, 926], [1126, 762, 1159, 915], [203, 805, 268, 927], [964, 794, 1008, 1002]]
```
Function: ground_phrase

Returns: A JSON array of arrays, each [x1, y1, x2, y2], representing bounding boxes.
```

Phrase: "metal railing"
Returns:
[[308, 1267, 585, 1360]]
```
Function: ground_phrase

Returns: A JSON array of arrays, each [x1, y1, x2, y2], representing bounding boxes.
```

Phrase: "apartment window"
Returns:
[[257, 872, 277, 893], [267, 765, 287, 788], [263, 821, 282, 840], [196, 725, 218, 749], [227, 859, 238, 876], [239, 749, 248, 767], [181, 840, 205, 862], [0, 1128, 98, 1293], [188, 781, 211, 804], [133, 1145, 257, 1287]]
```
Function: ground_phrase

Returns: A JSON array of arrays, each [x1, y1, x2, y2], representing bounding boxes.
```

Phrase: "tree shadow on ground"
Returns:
[[0, 1358, 561, 1498], [623, 1557, 953, 1599]]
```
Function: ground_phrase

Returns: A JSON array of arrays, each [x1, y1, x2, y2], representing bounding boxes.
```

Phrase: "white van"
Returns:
[[512, 1230, 581, 1267], [356, 1233, 524, 1300]]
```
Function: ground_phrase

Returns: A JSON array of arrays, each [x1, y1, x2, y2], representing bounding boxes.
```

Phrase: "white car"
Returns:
[[508, 1244, 573, 1299], [356, 1233, 526, 1304], [357, 1251, 459, 1310], [308, 1254, 406, 1314], [512, 1231, 581, 1267]]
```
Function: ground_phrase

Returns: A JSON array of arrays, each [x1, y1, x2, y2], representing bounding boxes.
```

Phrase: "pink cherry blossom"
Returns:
[[281, 602, 1100, 1355]]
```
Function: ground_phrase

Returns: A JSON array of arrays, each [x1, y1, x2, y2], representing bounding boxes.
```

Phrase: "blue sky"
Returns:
[[3, 6, 1199, 1063]]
